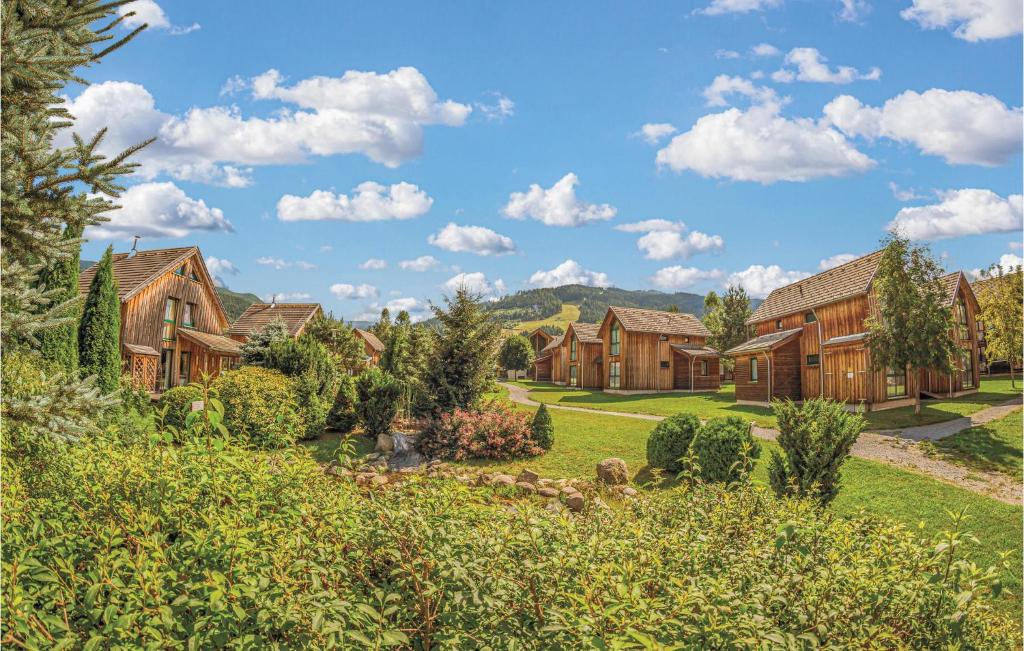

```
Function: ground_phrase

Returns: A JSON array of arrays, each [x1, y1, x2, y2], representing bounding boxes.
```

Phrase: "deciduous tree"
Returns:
[[977, 266, 1023, 388]]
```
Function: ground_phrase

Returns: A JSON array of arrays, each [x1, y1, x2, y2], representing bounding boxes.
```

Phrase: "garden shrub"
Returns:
[[156, 385, 204, 434], [355, 367, 402, 438], [419, 402, 541, 461], [646, 413, 700, 472], [327, 374, 358, 433], [212, 367, 300, 449], [2, 436, 1015, 649], [690, 416, 761, 483], [768, 398, 865, 506], [531, 403, 554, 451], [293, 372, 329, 441]]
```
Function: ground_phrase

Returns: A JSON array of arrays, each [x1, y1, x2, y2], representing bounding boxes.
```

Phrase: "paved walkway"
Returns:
[[501, 383, 1023, 505]]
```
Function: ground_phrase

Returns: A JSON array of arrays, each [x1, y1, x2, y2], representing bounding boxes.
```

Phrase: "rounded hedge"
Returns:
[[212, 366, 301, 449], [646, 413, 700, 473], [691, 416, 761, 483], [156, 385, 204, 435]]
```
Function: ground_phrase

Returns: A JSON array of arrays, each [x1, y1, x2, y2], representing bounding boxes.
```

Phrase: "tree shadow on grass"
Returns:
[[633, 464, 684, 490], [933, 423, 1023, 480]]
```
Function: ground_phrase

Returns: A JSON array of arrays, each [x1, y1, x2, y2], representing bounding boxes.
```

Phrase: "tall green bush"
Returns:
[[646, 413, 700, 473], [327, 374, 358, 433], [37, 223, 83, 373], [499, 334, 533, 374], [424, 288, 501, 413], [690, 416, 760, 483], [78, 246, 121, 394], [768, 398, 864, 506], [213, 367, 300, 449], [265, 334, 338, 440], [355, 367, 402, 438], [531, 403, 555, 451]]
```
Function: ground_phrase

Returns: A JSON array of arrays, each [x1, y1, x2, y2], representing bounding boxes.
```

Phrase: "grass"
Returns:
[[513, 303, 581, 333], [302, 430, 375, 463], [930, 409, 1023, 480], [862, 377, 1022, 430]]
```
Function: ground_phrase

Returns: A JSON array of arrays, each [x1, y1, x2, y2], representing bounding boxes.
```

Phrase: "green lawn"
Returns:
[[862, 378, 1022, 429], [930, 409, 1023, 480]]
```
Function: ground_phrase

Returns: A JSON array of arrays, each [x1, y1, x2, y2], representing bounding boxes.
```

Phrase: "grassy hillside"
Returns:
[[215, 286, 261, 321], [514, 303, 581, 333]]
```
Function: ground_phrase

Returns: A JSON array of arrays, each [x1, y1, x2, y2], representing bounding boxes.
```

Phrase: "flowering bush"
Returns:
[[419, 401, 541, 460]]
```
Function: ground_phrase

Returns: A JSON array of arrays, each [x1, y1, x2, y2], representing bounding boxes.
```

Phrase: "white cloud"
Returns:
[[656, 103, 874, 183], [635, 123, 678, 144], [359, 258, 388, 270], [276, 181, 432, 222], [295, 261, 317, 270], [428, 223, 517, 256], [528, 260, 610, 288], [751, 43, 781, 57], [889, 181, 926, 201], [442, 272, 507, 298], [650, 266, 725, 289], [219, 75, 248, 96], [118, 0, 170, 29], [971, 253, 1024, 278], [824, 89, 1022, 166], [503, 173, 616, 227], [616, 220, 724, 260], [320, 245, 334, 252], [614, 219, 684, 233], [261, 292, 312, 302], [727, 265, 812, 298], [818, 253, 858, 270], [715, 49, 741, 59], [205, 256, 238, 287], [358, 296, 430, 322], [901, 0, 1022, 41], [169, 22, 201, 35], [329, 283, 379, 300], [476, 93, 515, 121], [399, 255, 440, 271], [86, 182, 233, 240], [887, 189, 1023, 240], [700, 0, 782, 15], [702, 74, 780, 107], [772, 48, 881, 84], [256, 257, 291, 270], [837, 0, 871, 22]]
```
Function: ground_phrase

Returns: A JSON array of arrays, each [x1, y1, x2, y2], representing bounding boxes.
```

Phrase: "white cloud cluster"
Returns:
[[428, 223, 517, 256], [399, 255, 441, 271], [727, 265, 812, 298], [700, 0, 782, 15], [205, 256, 238, 287], [702, 75, 780, 107], [476, 93, 515, 121], [889, 182, 926, 201], [615, 220, 724, 260], [261, 291, 312, 302], [504, 173, 616, 227], [837, 0, 871, 22], [751, 43, 781, 57], [276, 181, 432, 222], [118, 0, 169, 28], [528, 260, 610, 288], [715, 49, 741, 59], [971, 253, 1024, 278], [87, 182, 233, 240], [442, 272, 507, 298], [824, 89, 1022, 166], [329, 283, 379, 299], [887, 188, 1023, 240], [359, 258, 388, 270], [650, 266, 724, 289], [818, 253, 858, 270], [901, 0, 1022, 41], [772, 48, 881, 84], [635, 123, 678, 144], [256, 257, 291, 270]]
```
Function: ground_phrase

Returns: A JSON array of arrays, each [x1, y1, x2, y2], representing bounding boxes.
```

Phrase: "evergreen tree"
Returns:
[[531, 403, 554, 450], [866, 234, 956, 414], [371, 308, 393, 345], [78, 246, 121, 394], [976, 266, 1022, 387], [702, 291, 724, 349], [37, 222, 84, 372], [381, 313, 411, 376], [304, 313, 365, 373], [425, 288, 502, 413], [719, 285, 753, 351], [240, 317, 290, 366]]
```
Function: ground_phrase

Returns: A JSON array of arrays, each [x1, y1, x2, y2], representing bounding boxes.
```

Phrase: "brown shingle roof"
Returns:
[[569, 322, 602, 344], [608, 306, 710, 337], [177, 329, 243, 355], [748, 251, 884, 325], [355, 328, 384, 352], [528, 328, 554, 342], [725, 328, 803, 355], [228, 303, 322, 337], [79, 247, 195, 300], [938, 272, 962, 306], [670, 344, 721, 357], [541, 334, 564, 352]]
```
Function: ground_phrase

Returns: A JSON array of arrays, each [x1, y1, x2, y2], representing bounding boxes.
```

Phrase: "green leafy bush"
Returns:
[[327, 374, 358, 433], [768, 398, 865, 506], [646, 413, 699, 472], [690, 416, 761, 483], [156, 385, 204, 434], [2, 437, 1015, 649], [213, 367, 300, 449], [419, 402, 540, 460], [355, 367, 401, 438], [531, 403, 554, 450]]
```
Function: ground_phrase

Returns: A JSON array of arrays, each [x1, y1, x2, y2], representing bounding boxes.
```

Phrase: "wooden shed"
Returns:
[[354, 328, 385, 367]]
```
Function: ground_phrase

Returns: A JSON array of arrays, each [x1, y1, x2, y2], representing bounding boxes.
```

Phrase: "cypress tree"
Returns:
[[37, 222, 84, 372], [78, 246, 121, 393], [531, 403, 554, 451]]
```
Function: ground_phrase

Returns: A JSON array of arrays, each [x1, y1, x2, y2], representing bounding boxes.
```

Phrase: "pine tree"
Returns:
[[372, 308, 393, 345], [240, 317, 290, 366], [425, 288, 501, 413], [78, 246, 121, 393], [37, 222, 84, 372], [720, 285, 753, 351], [381, 313, 411, 376], [531, 403, 554, 450]]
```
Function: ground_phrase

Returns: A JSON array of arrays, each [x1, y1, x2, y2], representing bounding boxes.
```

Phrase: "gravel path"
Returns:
[[501, 383, 1023, 505]]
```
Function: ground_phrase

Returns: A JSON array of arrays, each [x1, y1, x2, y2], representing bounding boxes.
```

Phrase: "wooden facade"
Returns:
[[920, 273, 981, 397], [561, 323, 603, 389], [354, 329, 384, 367], [527, 328, 554, 379]]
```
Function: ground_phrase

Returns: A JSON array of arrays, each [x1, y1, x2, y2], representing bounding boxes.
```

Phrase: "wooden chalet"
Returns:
[[526, 328, 554, 379], [535, 334, 563, 383], [227, 302, 323, 342], [597, 306, 720, 393], [920, 272, 983, 397], [354, 328, 384, 366], [726, 251, 980, 409], [79, 246, 241, 393], [561, 322, 603, 389]]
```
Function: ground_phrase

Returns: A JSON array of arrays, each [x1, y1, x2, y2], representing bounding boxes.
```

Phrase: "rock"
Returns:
[[537, 487, 560, 498], [387, 431, 425, 471], [428, 459, 444, 468], [517, 469, 541, 484], [560, 485, 580, 498], [375, 433, 394, 454], [545, 499, 565, 514], [622, 486, 639, 498], [515, 481, 537, 494], [355, 472, 377, 486], [365, 452, 382, 462], [564, 493, 585, 513], [596, 458, 628, 486], [489, 474, 516, 487], [536, 478, 553, 487], [370, 474, 389, 487]]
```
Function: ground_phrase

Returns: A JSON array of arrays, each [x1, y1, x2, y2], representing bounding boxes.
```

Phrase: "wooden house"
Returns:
[[79, 246, 241, 393], [596, 306, 720, 393], [354, 328, 384, 366], [228, 302, 323, 342], [726, 251, 980, 409], [526, 328, 554, 379], [536, 335, 563, 383], [919, 272, 983, 397], [561, 322, 603, 389]]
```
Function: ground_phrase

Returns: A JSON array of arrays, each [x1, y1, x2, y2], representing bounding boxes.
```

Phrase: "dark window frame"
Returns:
[[804, 312, 817, 323], [885, 367, 907, 399], [749, 357, 759, 383], [806, 354, 820, 366], [610, 322, 620, 356]]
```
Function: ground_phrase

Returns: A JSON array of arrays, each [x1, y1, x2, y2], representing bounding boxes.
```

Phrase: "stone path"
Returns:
[[501, 383, 1023, 505]]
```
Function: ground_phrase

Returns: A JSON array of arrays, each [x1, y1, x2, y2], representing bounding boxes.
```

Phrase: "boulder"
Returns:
[[489, 474, 516, 487], [559, 485, 579, 498], [517, 469, 541, 484], [537, 487, 560, 498], [545, 499, 565, 514], [515, 481, 537, 494], [622, 486, 639, 498], [596, 458, 628, 486], [370, 474, 389, 487], [375, 433, 394, 453], [564, 493, 585, 513]]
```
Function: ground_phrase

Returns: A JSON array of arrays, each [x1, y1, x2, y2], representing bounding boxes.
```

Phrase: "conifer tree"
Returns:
[[37, 222, 84, 372], [531, 403, 554, 450], [372, 308, 393, 345], [78, 246, 121, 393], [425, 288, 501, 413]]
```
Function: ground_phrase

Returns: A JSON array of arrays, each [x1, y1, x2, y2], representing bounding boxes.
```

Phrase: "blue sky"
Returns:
[[74, 0, 1022, 321]]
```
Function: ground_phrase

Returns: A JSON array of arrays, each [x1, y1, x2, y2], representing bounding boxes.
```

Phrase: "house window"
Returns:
[[174, 264, 186, 276], [162, 298, 179, 341], [885, 367, 907, 399], [775, 319, 783, 330], [189, 271, 200, 282], [806, 354, 820, 366], [749, 358, 759, 382], [961, 351, 974, 389], [610, 322, 620, 356], [956, 295, 970, 340], [660, 360, 669, 369], [609, 362, 621, 389], [804, 312, 817, 323], [570, 337, 577, 362], [178, 351, 191, 386], [159, 349, 174, 392], [182, 302, 196, 328], [569, 365, 578, 387], [700, 360, 708, 376]]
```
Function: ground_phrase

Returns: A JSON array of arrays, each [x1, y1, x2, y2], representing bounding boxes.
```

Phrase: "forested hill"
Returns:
[[487, 285, 710, 327]]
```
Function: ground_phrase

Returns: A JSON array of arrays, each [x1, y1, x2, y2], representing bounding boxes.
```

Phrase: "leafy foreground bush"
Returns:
[[646, 413, 700, 472], [419, 401, 542, 460], [212, 367, 301, 449], [157, 385, 205, 434], [3, 439, 1015, 649], [690, 416, 761, 483]]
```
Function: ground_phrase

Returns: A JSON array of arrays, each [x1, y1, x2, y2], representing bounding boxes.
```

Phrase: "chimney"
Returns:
[[270, 293, 277, 308], [130, 235, 141, 257]]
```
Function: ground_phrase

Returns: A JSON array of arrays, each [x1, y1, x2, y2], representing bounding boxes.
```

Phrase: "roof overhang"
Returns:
[[670, 344, 721, 357], [725, 327, 803, 356], [823, 332, 869, 347], [178, 328, 243, 355], [124, 342, 159, 356]]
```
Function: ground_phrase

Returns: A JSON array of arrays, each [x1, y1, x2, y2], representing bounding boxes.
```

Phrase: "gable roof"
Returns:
[[228, 303, 322, 337], [748, 250, 884, 325], [528, 328, 554, 343], [177, 329, 243, 355], [938, 271, 963, 306], [566, 322, 602, 344], [541, 334, 564, 353], [607, 306, 710, 337], [725, 328, 803, 355], [354, 328, 384, 352]]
